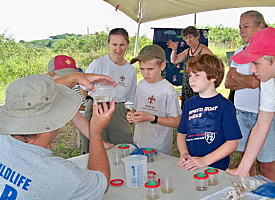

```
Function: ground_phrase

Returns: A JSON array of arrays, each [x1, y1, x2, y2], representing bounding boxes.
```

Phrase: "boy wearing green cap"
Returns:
[[127, 44, 182, 155]]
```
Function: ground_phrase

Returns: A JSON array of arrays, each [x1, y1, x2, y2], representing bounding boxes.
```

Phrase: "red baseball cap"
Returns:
[[231, 27, 275, 64], [48, 55, 78, 76]]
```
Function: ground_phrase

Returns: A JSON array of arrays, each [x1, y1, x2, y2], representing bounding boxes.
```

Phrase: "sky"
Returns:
[[1, 0, 274, 42]]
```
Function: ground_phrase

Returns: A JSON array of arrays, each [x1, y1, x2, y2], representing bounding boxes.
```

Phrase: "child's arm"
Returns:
[[132, 111, 181, 127], [177, 133, 191, 169], [182, 140, 238, 171], [71, 112, 90, 139]]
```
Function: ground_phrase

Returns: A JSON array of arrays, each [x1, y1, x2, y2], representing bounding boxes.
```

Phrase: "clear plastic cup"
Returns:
[[145, 181, 160, 199], [160, 176, 174, 193], [143, 148, 155, 162], [111, 150, 123, 165], [91, 85, 113, 102], [204, 167, 219, 186], [194, 172, 209, 191]]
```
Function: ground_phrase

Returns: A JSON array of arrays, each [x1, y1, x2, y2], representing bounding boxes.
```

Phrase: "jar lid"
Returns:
[[147, 171, 156, 176], [110, 179, 124, 186], [145, 180, 160, 188], [194, 172, 209, 180], [118, 144, 130, 149], [143, 148, 155, 153], [204, 167, 219, 175]]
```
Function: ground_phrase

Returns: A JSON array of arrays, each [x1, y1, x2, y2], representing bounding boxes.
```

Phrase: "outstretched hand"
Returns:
[[166, 39, 178, 50], [77, 73, 117, 92]]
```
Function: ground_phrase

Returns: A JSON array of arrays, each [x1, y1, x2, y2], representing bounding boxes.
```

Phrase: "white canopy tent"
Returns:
[[103, 0, 275, 56]]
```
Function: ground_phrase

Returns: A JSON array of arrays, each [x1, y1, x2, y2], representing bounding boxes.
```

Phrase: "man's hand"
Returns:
[[90, 99, 115, 134], [76, 73, 117, 92], [55, 73, 117, 91]]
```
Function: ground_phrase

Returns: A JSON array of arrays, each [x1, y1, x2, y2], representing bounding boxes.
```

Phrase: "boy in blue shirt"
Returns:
[[177, 54, 242, 170]]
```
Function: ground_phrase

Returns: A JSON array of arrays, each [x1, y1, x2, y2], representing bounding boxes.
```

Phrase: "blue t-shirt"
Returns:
[[177, 94, 242, 170]]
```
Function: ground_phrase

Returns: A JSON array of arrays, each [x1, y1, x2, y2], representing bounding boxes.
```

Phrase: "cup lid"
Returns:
[[110, 179, 124, 186], [204, 167, 219, 175], [143, 148, 155, 153], [194, 172, 209, 180], [147, 171, 156, 176], [118, 144, 130, 149], [145, 180, 160, 188]]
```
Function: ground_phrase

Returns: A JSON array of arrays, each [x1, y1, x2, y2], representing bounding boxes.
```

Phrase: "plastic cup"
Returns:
[[124, 102, 133, 109], [143, 148, 156, 162], [160, 176, 174, 194], [194, 172, 209, 191], [111, 151, 123, 165], [91, 85, 113, 102], [145, 181, 160, 199], [118, 144, 130, 158]]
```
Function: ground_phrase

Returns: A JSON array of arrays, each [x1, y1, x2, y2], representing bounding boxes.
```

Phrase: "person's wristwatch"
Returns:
[[151, 115, 158, 124]]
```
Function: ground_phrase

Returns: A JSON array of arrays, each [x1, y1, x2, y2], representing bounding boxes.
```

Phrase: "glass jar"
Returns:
[[143, 148, 155, 162], [145, 181, 160, 200], [194, 172, 209, 191], [118, 144, 130, 158], [204, 167, 219, 186]]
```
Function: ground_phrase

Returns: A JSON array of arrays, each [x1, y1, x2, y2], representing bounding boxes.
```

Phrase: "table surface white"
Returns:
[[68, 145, 239, 200]]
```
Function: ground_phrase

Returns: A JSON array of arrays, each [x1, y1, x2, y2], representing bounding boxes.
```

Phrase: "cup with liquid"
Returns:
[[160, 176, 174, 193], [194, 172, 209, 191], [91, 85, 113, 102]]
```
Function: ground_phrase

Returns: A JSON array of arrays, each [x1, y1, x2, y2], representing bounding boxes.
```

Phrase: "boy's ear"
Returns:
[[161, 61, 166, 71]]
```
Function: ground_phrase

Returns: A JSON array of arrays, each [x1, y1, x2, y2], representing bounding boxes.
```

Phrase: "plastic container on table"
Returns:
[[145, 180, 160, 200], [204, 167, 219, 186], [194, 172, 209, 191], [118, 144, 130, 158], [143, 148, 155, 162], [121, 155, 148, 188]]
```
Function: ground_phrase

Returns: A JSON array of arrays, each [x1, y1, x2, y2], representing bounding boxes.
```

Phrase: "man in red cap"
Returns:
[[226, 27, 275, 181]]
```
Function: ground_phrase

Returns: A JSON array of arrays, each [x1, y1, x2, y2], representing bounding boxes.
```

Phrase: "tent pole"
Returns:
[[133, 0, 143, 59], [133, 20, 141, 58]]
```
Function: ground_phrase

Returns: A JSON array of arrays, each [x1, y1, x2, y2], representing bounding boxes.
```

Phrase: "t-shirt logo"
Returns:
[[148, 95, 156, 104], [204, 132, 215, 144], [120, 75, 125, 81]]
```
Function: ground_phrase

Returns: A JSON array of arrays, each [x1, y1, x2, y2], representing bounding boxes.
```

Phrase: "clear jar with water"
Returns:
[[194, 172, 209, 191], [145, 181, 160, 200], [118, 144, 130, 158], [204, 167, 219, 186], [143, 148, 155, 162]]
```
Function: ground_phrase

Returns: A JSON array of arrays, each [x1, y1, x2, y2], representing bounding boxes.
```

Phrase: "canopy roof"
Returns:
[[104, 0, 275, 23]]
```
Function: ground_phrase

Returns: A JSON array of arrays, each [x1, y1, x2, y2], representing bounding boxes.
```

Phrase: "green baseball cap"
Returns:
[[130, 44, 165, 64]]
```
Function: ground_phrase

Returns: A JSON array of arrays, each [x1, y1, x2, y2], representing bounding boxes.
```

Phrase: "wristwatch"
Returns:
[[151, 115, 158, 124]]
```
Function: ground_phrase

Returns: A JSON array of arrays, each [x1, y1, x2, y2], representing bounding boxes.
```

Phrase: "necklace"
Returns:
[[190, 43, 200, 55]]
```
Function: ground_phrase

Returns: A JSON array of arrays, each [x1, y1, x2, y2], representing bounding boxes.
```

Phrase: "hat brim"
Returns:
[[0, 84, 81, 135], [231, 50, 263, 64], [130, 55, 158, 64], [55, 68, 79, 76]]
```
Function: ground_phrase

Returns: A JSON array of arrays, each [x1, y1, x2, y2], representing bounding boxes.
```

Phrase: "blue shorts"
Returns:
[[236, 110, 275, 163]]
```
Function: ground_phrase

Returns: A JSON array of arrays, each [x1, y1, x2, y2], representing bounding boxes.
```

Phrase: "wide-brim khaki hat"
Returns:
[[0, 74, 81, 135]]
